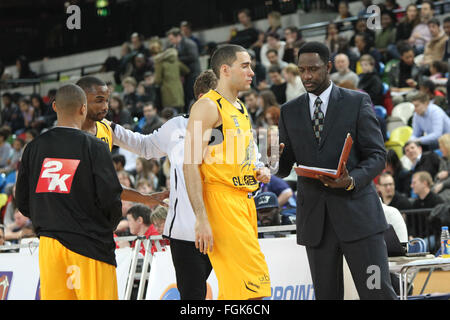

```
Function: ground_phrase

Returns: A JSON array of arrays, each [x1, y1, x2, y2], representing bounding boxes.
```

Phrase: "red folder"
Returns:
[[294, 133, 353, 179]]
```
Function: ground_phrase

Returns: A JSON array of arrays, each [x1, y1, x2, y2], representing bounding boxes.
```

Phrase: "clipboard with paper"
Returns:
[[294, 133, 353, 179]]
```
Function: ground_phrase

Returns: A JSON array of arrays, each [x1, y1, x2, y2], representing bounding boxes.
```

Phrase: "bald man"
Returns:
[[16, 83, 123, 300], [330, 53, 359, 87]]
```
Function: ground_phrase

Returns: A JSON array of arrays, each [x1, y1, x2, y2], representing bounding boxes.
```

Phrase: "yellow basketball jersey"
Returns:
[[199, 90, 259, 192], [95, 120, 113, 151]]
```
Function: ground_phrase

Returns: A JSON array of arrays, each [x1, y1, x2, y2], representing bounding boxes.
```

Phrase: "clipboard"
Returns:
[[294, 133, 353, 179]]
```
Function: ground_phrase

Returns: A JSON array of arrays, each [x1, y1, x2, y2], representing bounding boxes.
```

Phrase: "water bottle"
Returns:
[[441, 226, 450, 258]]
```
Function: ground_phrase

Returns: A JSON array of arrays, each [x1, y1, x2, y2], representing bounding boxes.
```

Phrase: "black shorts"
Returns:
[[169, 238, 213, 300]]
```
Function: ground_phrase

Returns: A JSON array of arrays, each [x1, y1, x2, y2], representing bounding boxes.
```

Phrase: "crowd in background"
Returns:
[[1, 0, 450, 254]]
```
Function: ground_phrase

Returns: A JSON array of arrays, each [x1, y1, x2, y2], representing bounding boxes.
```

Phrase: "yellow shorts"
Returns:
[[38, 236, 118, 300], [203, 183, 271, 300]]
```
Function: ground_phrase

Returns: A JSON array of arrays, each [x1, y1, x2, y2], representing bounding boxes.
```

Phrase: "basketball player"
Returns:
[[183, 45, 272, 300], [110, 70, 217, 300], [16, 84, 123, 299], [75, 76, 167, 208]]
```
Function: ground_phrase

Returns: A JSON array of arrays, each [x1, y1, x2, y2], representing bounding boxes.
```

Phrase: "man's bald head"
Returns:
[[54, 84, 87, 113], [334, 53, 350, 73]]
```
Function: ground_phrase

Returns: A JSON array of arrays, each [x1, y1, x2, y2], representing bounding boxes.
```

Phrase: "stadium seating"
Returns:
[[391, 102, 415, 125]]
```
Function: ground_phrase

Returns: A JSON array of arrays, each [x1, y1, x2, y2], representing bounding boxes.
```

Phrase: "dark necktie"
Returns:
[[312, 97, 324, 144]]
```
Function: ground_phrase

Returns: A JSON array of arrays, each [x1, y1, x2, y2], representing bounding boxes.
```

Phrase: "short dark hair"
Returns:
[[266, 48, 279, 56], [193, 69, 218, 99], [421, 0, 434, 10], [404, 140, 422, 150], [398, 42, 413, 56], [55, 83, 87, 112], [112, 154, 126, 167], [237, 8, 251, 18], [76, 76, 107, 93], [427, 17, 440, 27], [268, 65, 282, 74], [297, 41, 330, 64], [210, 44, 247, 78], [127, 204, 151, 226], [444, 16, 450, 24]]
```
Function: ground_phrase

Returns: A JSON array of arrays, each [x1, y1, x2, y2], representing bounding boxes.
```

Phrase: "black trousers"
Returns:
[[305, 210, 398, 300], [170, 238, 213, 300]]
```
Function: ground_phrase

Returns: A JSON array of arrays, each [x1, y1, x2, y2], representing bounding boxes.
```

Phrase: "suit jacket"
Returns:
[[277, 84, 388, 246]]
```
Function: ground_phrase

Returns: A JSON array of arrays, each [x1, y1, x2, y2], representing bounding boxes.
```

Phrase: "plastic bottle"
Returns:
[[441, 226, 450, 258]]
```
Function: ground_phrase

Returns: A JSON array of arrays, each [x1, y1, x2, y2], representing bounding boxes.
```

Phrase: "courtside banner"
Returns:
[[0, 239, 133, 300], [146, 237, 317, 300]]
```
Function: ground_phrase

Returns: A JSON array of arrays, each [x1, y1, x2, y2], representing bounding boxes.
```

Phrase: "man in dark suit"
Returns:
[[277, 42, 397, 300]]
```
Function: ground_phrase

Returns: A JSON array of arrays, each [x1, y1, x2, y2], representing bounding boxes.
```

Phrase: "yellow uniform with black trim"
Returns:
[[96, 120, 113, 151], [199, 90, 271, 300]]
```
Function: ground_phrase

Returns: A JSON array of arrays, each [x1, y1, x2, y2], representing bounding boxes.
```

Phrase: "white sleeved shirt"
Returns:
[[113, 115, 197, 242]]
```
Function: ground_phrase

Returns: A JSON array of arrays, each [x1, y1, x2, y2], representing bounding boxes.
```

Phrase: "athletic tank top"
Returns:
[[199, 90, 259, 192], [95, 120, 113, 151]]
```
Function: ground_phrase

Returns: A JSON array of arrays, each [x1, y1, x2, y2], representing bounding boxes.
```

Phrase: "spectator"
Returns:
[[266, 11, 284, 39], [388, 44, 420, 93], [404, 140, 441, 179], [121, 76, 139, 118], [443, 17, 450, 63], [15, 55, 37, 80], [150, 205, 168, 236], [160, 107, 177, 123], [421, 18, 448, 67], [117, 170, 134, 189], [106, 94, 133, 128], [282, 26, 303, 64], [324, 22, 341, 56], [260, 175, 297, 225], [349, 18, 375, 49], [153, 45, 189, 112], [283, 63, 306, 101], [142, 72, 159, 108], [18, 98, 34, 131], [408, 0, 434, 55], [258, 89, 279, 113], [330, 53, 360, 87], [332, 37, 359, 73], [166, 27, 201, 110], [357, 54, 384, 106], [268, 65, 287, 105], [254, 192, 281, 227], [248, 49, 267, 91], [1, 93, 18, 128], [4, 209, 34, 243], [126, 204, 167, 256], [428, 60, 448, 83], [229, 8, 260, 49], [130, 53, 152, 84], [114, 42, 134, 84], [374, 10, 397, 61], [264, 49, 288, 76], [411, 171, 444, 209], [383, 0, 403, 19], [263, 106, 280, 127], [180, 21, 203, 54], [354, 32, 382, 74], [135, 102, 163, 135], [135, 157, 155, 185], [432, 133, 450, 202], [260, 33, 286, 70], [0, 127, 11, 169], [130, 32, 150, 58], [419, 79, 447, 110], [395, 4, 421, 43], [385, 148, 412, 197], [335, 0, 352, 26], [112, 154, 126, 172], [377, 172, 412, 211], [409, 91, 450, 150], [136, 178, 154, 194], [0, 137, 24, 175], [243, 90, 264, 127], [29, 94, 54, 132]]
